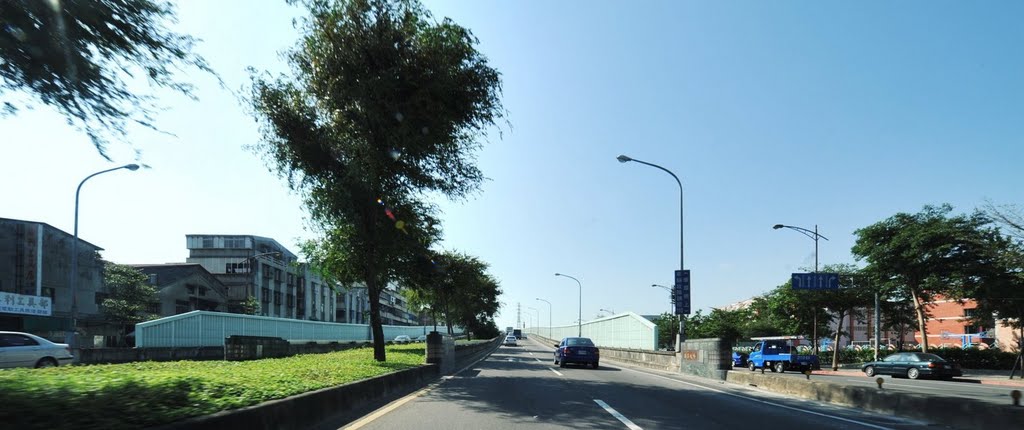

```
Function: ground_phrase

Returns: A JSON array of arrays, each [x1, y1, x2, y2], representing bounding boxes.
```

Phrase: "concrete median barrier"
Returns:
[[726, 371, 1023, 429]]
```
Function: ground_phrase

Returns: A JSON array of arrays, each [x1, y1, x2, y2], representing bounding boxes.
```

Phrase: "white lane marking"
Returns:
[[529, 352, 535, 356], [593, 399, 643, 430], [549, 368, 563, 376], [620, 368, 894, 430], [535, 358, 543, 363]]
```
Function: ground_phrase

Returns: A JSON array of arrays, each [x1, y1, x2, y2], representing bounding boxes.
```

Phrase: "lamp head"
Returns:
[[616, 155, 632, 163], [124, 164, 140, 171], [554, 273, 561, 276], [772, 224, 785, 230]]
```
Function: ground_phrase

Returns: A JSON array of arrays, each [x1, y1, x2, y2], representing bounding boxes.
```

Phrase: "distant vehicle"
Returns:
[[393, 335, 412, 344], [513, 329, 522, 339], [0, 331, 74, 369], [506, 327, 514, 334], [504, 335, 517, 346], [746, 336, 820, 373], [862, 352, 962, 380], [732, 351, 748, 367], [553, 337, 600, 369], [414, 335, 428, 342]]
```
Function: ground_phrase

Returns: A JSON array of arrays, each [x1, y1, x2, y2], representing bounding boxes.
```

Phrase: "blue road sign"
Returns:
[[791, 273, 840, 290], [674, 269, 691, 315]]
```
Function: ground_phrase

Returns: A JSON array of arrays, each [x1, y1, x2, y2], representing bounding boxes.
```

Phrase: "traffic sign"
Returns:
[[790, 273, 839, 290], [674, 269, 691, 315]]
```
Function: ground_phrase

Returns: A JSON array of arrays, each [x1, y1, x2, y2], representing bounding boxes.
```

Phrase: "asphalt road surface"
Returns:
[[343, 338, 942, 430]]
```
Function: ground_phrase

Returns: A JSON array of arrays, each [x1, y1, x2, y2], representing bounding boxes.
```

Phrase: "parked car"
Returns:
[[0, 331, 74, 369], [553, 337, 600, 369], [504, 335, 517, 346], [862, 352, 962, 380], [415, 335, 428, 342], [732, 351, 748, 367], [393, 335, 412, 344]]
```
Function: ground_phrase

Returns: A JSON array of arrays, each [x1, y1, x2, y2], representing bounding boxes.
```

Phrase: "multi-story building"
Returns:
[[0, 217, 104, 342], [336, 284, 419, 325], [130, 264, 230, 316], [184, 234, 336, 321]]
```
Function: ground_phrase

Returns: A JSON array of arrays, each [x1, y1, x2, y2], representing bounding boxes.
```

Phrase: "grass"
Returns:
[[0, 344, 426, 430]]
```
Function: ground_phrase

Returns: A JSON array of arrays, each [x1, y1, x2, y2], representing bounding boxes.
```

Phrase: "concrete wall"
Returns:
[[726, 371, 1023, 430], [526, 312, 657, 350], [679, 338, 732, 380]]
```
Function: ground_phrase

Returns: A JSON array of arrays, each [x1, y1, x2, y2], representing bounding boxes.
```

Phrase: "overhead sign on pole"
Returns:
[[674, 269, 691, 315], [791, 273, 840, 290]]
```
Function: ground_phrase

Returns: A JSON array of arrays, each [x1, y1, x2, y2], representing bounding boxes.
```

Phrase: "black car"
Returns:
[[861, 352, 962, 380]]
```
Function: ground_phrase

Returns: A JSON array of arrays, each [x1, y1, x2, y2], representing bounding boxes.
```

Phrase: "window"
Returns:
[[147, 302, 161, 314], [274, 292, 282, 305], [175, 300, 190, 314], [262, 264, 271, 278], [261, 288, 270, 303], [202, 237, 215, 248], [94, 292, 109, 305], [224, 238, 245, 248], [187, 285, 196, 295], [964, 308, 978, 318], [199, 287, 207, 297], [274, 269, 282, 281], [287, 294, 294, 308], [0, 333, 39, 347]]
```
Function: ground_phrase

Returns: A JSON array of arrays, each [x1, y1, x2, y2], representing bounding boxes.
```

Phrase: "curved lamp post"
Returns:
[[599, 308, 615, 316], [69, 164, 140, 348], [772, 223, 828, 354], [554, 273, 582, 336], [535, 298, 552, 339], [651, 284, 673, 314], [618, 154, 686, 348]]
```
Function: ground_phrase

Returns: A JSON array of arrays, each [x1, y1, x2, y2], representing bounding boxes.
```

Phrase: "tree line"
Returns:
[[657, 203, 1024, 362]]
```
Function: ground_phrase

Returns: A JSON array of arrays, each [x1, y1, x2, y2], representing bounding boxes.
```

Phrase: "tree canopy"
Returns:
[[0, 0, 213, 159], [101, 262, 158, 345], [852, 204, 1007, 352], [251, 0, 503, 361]]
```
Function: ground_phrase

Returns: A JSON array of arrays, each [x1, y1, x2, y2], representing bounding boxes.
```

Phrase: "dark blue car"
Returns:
[[732, 351, 748, 367], [554, 337, 600, 369]]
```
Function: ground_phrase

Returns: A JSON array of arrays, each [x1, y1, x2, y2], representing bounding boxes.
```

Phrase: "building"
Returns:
[[184, 234, 336, 321], [336, 285, 418, 325], [0, 217, 104, 342], [130, 264, 230, 316]]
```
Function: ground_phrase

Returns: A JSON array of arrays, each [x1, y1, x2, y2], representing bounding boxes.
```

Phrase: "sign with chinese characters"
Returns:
[[0, 292, 53, 316]]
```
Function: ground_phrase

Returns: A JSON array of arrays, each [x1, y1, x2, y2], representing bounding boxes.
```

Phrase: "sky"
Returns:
[[2, 1, 1022, 331]]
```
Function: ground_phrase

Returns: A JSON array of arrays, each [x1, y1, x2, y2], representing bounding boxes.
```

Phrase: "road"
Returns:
[[343, 338, 940, 430], [759, 368, 1023, 406]]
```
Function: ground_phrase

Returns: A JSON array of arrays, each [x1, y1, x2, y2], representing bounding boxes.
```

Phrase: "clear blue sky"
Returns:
[[3, 1, 1022, 331]]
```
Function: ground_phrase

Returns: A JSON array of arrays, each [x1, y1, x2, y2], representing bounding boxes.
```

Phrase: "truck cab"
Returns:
[[746, 336, 820, 373]]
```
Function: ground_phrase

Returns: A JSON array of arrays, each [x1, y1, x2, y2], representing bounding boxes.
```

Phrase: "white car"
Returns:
[[393, 335, 412, 344], [414, 335, 428, 342], [0, 331, 74, 368], [504, 335, 517, 346]]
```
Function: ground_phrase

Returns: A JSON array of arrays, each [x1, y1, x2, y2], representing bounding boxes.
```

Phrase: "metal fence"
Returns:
[[135, 311, 459, 348], [525, 312, 657, 350]]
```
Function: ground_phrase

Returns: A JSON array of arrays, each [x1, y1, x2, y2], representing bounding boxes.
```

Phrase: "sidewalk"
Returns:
[[810, 367, 1024, 388]]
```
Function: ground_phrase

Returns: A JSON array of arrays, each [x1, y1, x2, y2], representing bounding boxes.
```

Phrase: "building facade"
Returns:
[[0, 217, 104, 342], [184, 234, 336, 321], [335, 285, 418, 325], [130, 264, 230, 316]]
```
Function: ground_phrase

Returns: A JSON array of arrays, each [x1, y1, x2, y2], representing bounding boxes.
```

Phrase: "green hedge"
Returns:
[[0, 344, 425, 430]]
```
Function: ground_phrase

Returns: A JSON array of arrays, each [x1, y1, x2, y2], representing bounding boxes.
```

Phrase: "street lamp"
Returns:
[[535, 298, 552, 339], [599, 308, 615, 316], [555, 273, 582, 336], [772, 223, 829, 354], [69, 164, 140, 348], [618, 154, 686, 349], [652, 284, 673, 314]]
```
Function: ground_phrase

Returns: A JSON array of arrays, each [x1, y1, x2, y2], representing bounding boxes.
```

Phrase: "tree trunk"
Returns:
[[832, 310, 845, 371], [367, 277, 386, 362], [910, 289, 929, 352]]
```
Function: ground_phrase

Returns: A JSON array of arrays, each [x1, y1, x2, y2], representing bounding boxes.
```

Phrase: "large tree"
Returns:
[[852, 204, 1006, 352], [0, 0, 213, 159], [250, 0, 503, 361], [101, 262, 159, 346], [820, 263, 873, 370], [401, 250, 502, 339]]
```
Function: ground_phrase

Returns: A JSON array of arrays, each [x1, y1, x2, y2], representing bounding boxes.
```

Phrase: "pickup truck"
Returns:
[[746, 338, 820, 373]]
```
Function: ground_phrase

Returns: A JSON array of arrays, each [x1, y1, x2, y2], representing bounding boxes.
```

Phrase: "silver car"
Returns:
[[0, 331, 74, 369]]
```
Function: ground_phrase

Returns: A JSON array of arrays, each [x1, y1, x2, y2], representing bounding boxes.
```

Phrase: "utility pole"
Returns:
[[517, 302, 522, 329]]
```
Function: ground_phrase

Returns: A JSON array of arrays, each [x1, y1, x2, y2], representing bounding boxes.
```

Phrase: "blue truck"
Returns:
[[746, 336, 820, 373]]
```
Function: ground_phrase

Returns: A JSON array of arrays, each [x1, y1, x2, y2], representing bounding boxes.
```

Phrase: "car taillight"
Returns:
[[928, 362, 938, 368], [564, 347, 572, 355]]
